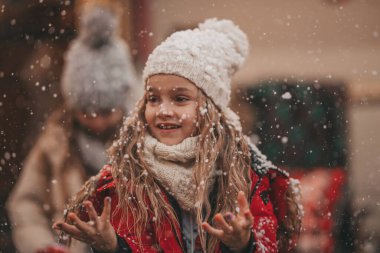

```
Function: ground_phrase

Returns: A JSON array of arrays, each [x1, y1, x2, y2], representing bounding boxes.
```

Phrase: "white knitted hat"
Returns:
[[142, 18, 249, 131], [61, 5, 138, 113]]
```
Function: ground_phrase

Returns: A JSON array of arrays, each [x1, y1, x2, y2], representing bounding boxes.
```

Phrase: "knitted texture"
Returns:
[[143, 134, 215, 211], [143, 18, 249, 125], [61, 5, 137, 113]]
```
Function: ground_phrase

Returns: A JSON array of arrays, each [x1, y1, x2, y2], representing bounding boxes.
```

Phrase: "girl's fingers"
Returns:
[[52, 222, 61, 230], [100, 197, 111, 221], [69, 233, 94, 244], [229, 191, 253, 232], [237, 191, 250, 215], [214, 213, 233, 234], [53, 221, 83, 238], [55, 221, 95, 244], [242, 210, 254, 229], [84, 201, 98, 222], [227, 212, 241, 232], [201, 222, 223, 237], [67, 212, 93, 234]]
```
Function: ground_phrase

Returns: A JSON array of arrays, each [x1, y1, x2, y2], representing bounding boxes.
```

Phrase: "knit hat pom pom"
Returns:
[[80, 6, 118, 49], [61, 3, 138, 113], [199, 18, 249, 65]]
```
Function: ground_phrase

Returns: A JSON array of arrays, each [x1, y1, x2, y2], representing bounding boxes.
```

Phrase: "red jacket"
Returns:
[[85, 165, 286, 253]]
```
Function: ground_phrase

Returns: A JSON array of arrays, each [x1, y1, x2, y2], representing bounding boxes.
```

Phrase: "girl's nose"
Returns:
[[157, 103, 174, 117]]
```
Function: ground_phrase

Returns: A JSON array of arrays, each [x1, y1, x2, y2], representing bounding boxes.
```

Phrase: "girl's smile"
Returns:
[[145, 74, 199, 145]]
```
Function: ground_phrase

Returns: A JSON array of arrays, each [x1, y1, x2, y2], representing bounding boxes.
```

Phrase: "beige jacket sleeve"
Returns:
[[6, 137, 57, 253]]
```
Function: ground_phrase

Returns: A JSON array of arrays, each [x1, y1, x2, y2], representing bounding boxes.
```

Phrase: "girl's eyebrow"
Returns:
[[171, 87, 192, 92], [146, 86, 193, 92], [146, 86, 155, 92]]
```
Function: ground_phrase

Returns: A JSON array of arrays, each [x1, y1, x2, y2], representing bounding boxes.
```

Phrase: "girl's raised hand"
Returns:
[[201, 191, 253, 252], [53, 197, 117, 253]]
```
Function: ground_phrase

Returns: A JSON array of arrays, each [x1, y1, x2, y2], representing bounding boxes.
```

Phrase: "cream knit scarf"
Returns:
[[143, 135, 200, 211]]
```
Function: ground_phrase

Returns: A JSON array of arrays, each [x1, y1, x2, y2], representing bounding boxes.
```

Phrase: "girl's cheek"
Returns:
[[179, 113, 190, 122]]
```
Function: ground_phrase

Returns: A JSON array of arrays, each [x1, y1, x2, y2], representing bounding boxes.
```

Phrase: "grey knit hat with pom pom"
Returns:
[[61, 5, 137, 113], [143, 18, 249, 131]]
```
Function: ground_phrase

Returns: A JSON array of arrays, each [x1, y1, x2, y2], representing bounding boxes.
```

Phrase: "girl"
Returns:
[[53, 18, 302, 253]]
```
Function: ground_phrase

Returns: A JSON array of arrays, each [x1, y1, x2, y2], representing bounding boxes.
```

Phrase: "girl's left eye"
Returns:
[[174, 96, 189, 102]]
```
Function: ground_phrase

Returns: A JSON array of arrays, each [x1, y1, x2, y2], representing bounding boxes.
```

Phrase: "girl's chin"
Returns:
[[151, 130, 185, 146], [157, 138, 183, 146], [154, 135, 185, 146]]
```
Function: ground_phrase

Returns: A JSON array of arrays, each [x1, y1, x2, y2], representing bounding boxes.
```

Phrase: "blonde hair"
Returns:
[[66, 87, 252, 252]]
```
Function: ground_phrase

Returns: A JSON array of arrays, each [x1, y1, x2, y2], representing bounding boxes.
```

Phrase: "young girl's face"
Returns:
[[145, 74, 199, 145]]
